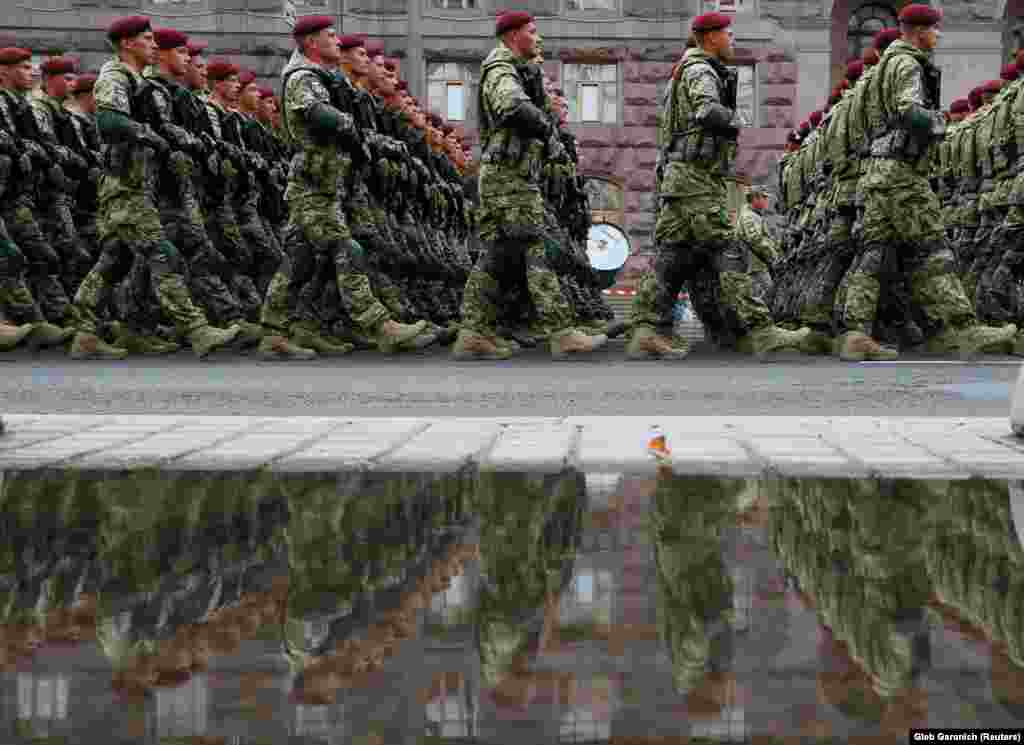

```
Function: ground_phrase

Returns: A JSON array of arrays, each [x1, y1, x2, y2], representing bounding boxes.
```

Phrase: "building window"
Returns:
[[566, 0, 618, 11], [156, 675, 208, 737], [733, 64, 756, 127], [427, 62, 477, 122], [848, 3, 898, 60], [701, 0, 750, 12], [563, 64, 618, 124], [432, 0, 477, 7]]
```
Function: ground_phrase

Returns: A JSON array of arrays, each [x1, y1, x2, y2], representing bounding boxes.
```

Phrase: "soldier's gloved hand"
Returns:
[[546, 134, 567, 163]]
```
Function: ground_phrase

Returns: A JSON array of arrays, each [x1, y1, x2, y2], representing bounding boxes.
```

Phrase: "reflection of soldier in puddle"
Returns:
[[770, 477, 933, 732], [652, 467, 742, 722], [471, 470, 586, 706]]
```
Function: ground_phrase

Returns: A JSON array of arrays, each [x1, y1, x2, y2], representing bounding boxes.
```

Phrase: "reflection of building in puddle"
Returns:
[[156, 673, 207, 737], [558, 674, 616, 743], [560, 567, 615, 628], [424, 671, 476, 739], [15, 672, 69, 738]]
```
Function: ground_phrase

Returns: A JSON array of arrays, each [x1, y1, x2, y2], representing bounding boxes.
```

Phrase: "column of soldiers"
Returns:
[[775, 8, 1021, 361]]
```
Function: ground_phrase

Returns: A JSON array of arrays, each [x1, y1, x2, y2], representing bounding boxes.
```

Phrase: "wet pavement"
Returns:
[[2, 467, 1024, 743]]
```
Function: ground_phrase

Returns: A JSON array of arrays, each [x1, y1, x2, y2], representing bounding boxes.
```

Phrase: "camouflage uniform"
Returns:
[[71, 57, 225, 346], [31, 90, 96, 295], [65, 105, 104, 289], [734, 201, 779, 303], [630, 47, 801, 356], [840, 40, 1014, 352], [0, 88, 72, 324], [0, 122, 45, 324], [458, 42, 577, 341]]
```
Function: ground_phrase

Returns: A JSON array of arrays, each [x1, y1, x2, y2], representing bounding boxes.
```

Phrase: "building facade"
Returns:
[[0, 0, 1015, 283]]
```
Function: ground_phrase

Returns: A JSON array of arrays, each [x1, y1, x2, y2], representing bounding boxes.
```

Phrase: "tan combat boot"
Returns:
[[26, 322, 74, 350], [256, 334, 318, 361], [69, 332, 128, 360], [834, 331, 899, 362], [737, 325, 812, 362], [376, 319, 429, 353], [188, 324, 242, 359], [924, 323, 1018, 360], [0, 322, 36, 351], [113, 329, 180, 355], [451, 329, 513, 360], [290, 322, 355, 357], [550, 328, 608, 360], [626, 325, 689, 360]]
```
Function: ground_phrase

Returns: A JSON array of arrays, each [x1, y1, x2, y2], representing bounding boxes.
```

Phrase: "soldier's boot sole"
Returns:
[[190, 325, 243, 359], [451, 331, 513, 361], [376, 320, 429, 352], [68, 333, 129, 361]]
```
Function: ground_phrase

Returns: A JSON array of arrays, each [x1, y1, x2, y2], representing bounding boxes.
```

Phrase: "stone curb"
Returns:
[[2, 414, 1023, 479]]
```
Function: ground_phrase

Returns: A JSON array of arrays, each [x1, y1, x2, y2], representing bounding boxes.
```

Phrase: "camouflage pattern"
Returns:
[[279, 52, 390, 336], [735, 202, 778, 302], [71, 58, 210, 337], [632, 48, 771, 343], [65, 106, 103, 288], [459, 42, 575, 338], [837, 41, 976, 339]]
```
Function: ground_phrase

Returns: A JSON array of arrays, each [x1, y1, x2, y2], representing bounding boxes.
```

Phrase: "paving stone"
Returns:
[[820, 433, 964, 478], [0, 416, 114, 455], [667, 438, 763, 477], [483, 422, 576, 472], [1, 421, 184, 469], [176, 421, 344, 471], [376, 421, 504, 471], [573, 420, 655, 472], [900, 432, 1024, 478], [272, 420, 431, 472]]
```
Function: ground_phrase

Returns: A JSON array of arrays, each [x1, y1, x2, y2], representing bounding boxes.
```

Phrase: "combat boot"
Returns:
[[626, 325, 689, 360], [492, 335, 521, 355], [26, 322, 74, 350], [0, 322, 35, 351], [550, 328, 608, 360], [451, 329, 513, 360], [798, 329, 835, 357], [605, 319, 631, 339], [188, 324, 242, 359], [834, 331, 898, 362], [330, 324, 376, 350], [923, 323, 1018, 360], [113, 329, 180, 355], [434, 323, 459, 347], [256, 334, 318, 361], [68, 332, 128, 360], [230, 320, 266, 348], [497, 325, 538, 348], [736, 325, 812, 362], [290, 322, 354, 357], [376, 319, 429, 353]]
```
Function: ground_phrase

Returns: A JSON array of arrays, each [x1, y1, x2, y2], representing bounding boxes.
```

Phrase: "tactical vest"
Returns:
[[661, 52, 738, 167], [476, 46, 546, 178]]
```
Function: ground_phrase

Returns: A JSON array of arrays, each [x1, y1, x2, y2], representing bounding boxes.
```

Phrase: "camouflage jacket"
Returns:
[[736, 204, 779, 273], [94, 57, 160, 200]]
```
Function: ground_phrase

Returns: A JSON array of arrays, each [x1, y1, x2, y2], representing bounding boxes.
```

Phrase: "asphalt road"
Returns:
[[1, 341, 1020, 417]]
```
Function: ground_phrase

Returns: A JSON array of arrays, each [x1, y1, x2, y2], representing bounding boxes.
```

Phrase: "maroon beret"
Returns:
[[692, 11, 731, 32], [0, 47, 31, 66], [153, 28, 189, 51], [186, 39, 208, 57], [949, 98, 969, 114], [809, 110, 822, 127], [293, 15, 334, 38], [337, 34, 365, 50], [237, 69, 256, 87], [206, 59, 239, 81], [73, 73, 97, 93], [862, 47, 880, 66], [846, 59, 864, 82], [1018, 50, 1024, 69], [257, 86, 275, 99], [1002, 64, 1019, 82], [968, 87, 983, 110], [798, 120, 810, 134], [363, 39, 385, 58], [108, 15, 151, 42], [39, 56, 76, 76], [898, 3, 943, 26], [984, 79, 1004, 94], [495, 10, 533, 36], [873, 28, 900, 51]]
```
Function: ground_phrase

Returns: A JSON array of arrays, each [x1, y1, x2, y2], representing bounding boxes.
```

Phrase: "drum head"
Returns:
[[586, 223, 630, 272]]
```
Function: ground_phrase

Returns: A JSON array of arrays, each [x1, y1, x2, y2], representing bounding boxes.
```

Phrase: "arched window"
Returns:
[[847, 3, 898, 60]]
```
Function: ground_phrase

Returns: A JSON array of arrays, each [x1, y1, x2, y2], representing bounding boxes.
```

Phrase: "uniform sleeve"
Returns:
[[742, 210, 780, 264], [483, 61, 532, 124], [1013, 83, 1024, 157], [151, 87, 197, 151], [682, 64, 736, 130], [94, 69, 134, 116], [285, 71, 330, 115], [31, 101, 55, 140], [891, 56, 939, 134]]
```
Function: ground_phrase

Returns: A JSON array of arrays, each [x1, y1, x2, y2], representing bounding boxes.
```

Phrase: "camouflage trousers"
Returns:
[[633, 166, 772, 342], [205, 200, 262, 321], [273, 195, 389, 336], [72, 193, 209, 337], [0, 216, 44, 324], [971, 217, 1024, 325], [461, 190, 574, 338], [780, 211, 857, 332], [236, 191, 284, 297], [836, 168, 975, 339], [965, 208, 1012, 322], [38, 190, 94, 298], [1, 194, 71, 324], [73, 205, 100, 291]]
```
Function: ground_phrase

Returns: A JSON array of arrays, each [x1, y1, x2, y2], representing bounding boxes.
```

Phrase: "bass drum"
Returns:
[[586, 222, 630, 290]]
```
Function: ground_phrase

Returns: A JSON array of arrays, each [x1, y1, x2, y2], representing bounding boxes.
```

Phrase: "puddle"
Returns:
[[2, 467, 1024, 742], [938, 382, 1012, 401]]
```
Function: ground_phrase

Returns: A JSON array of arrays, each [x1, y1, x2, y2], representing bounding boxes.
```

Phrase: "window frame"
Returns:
[[847, 2, 899, 61], [563, 0, 621, 16], [561, 62, 621, 127], [427, 0, 480, 10], [730, 63, 758, 129], [426, 60, 478, 124]]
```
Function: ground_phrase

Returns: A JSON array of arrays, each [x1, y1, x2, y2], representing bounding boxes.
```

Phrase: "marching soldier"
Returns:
[[627, 11, 811, 361], [68, 15, 241, 359], [64, 73, 104, 291], [454, 10, 607, 360], [735, 186, 779, 304]]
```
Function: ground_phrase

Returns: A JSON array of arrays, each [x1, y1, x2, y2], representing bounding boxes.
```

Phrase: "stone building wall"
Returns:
[[0, 0, 1014, 284]]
